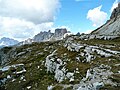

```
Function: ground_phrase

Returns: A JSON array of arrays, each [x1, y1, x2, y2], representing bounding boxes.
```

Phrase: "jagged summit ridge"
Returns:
[[19, 28, 69, 45], [33, 28, 68, 42]]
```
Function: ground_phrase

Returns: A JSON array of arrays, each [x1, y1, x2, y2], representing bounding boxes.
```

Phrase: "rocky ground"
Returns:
[[0, 35, 120, 90]]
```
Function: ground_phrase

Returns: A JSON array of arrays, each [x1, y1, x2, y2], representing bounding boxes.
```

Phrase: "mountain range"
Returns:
[[0, 37, 19, 48], [0, 28, 69, 47], [19, 28, 70, 45]]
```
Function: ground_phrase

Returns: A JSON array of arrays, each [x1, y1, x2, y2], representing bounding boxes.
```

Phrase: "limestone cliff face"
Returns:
[[18, 28, 68, 46], [33, 28, 68, 42], [33, 30, 54, 42], [91, 3, 120, 35]]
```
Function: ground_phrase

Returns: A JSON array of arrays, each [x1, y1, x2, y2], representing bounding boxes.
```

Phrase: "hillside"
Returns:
[[0, 36, 120, 90]]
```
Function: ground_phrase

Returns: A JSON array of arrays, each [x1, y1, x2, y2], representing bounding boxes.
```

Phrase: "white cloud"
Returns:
[[87, 5, 108, 27], [111, 0, 119, 12], [0, 0, 60, 24], [0, 17, 54, 41], [0, 0, 60, 41]]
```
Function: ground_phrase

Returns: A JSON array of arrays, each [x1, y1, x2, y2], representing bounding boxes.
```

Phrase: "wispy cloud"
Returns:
[[0, 16, 54, 41]]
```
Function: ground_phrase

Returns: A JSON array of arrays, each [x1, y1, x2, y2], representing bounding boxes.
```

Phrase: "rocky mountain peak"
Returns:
[[33, 28, 68, 42], [110, 2, 120, 19], [54, 28, 67, 37], [18, 28, 69, 45]]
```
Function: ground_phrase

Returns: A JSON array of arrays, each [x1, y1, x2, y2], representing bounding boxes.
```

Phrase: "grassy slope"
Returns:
[[0, 37, 120, 90]]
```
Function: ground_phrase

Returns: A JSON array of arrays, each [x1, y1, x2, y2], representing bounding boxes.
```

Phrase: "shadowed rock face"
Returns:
[[54, 28, 67, 37], [91, 3, 120, 36], [110, 2, 120, 19], [33, 31, 54, 42]]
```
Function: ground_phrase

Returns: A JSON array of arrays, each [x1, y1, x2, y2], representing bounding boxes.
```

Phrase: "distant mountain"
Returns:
[[91, 3, 120, 35], [33, 30, 54, 42], [33, 28, 68, 42], [18, 28, 70, 46], [0, 37, 19, 48]]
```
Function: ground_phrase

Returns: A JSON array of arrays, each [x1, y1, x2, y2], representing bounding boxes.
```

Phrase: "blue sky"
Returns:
[[54, 0, 119, 34], [0, 0, 119, 41]]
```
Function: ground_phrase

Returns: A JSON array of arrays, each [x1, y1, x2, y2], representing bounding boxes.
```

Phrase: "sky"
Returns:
[[0, 0, 119, 41]]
